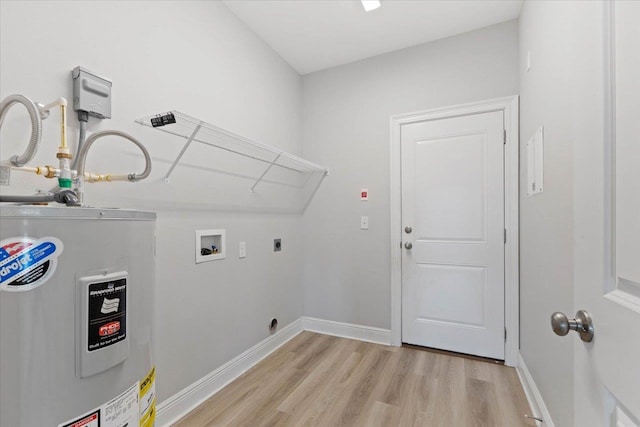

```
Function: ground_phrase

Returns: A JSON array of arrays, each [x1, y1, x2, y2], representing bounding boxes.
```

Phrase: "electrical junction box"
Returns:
[[72, 66, 112, 119]]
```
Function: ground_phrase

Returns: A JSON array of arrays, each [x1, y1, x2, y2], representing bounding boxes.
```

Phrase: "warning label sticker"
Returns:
[[59, 410, 99, 427], [88, 278, 127, 352], [103, 382, 139, 426], [0, 237, 64, 292], [58, 382, 139, 427], [139, 366, 156, 427]]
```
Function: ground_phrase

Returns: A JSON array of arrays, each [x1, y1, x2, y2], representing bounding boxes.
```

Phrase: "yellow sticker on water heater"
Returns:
[[139, 366, 156, 427]]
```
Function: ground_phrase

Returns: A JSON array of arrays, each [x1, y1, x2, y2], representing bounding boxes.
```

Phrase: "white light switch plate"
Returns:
[[360, 216, 369, 230], [239, 241, 246, 258]]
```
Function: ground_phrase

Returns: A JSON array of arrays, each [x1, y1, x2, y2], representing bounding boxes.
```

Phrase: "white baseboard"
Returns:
[[156, 317, 391, 426], [156, 318, 304, 426], [302, 316, 391, 345], [516, 352, 555, 427]]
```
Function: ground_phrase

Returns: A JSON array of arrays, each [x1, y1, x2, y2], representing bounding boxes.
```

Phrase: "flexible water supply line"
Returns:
[[0, 94, 42, 166], [75, 130, 152, 202], [76, 130, 152, 181]]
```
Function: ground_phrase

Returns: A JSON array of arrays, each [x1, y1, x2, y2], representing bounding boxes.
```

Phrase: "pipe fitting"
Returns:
[[44, 165, 57, 178], [54, 189, 80, 206]]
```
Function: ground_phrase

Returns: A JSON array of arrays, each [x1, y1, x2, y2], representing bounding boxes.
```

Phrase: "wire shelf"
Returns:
[[135, 111, 328, 193]]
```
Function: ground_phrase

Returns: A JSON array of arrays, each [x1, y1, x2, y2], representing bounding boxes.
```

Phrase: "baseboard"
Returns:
[[156, 318, 304, 426], [516, 352, 556, 427], [302, 316, 391, 345]]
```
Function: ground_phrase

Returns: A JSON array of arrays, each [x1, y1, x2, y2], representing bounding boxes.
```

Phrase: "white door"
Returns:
[[573, 2, 640, 425], [401, 111, 505, 360]]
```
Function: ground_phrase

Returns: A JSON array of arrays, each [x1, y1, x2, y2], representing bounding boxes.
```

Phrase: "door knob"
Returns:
[[404, 242, 413, 249], [550, 310, 594, 342], [405, 226, 412, 234]]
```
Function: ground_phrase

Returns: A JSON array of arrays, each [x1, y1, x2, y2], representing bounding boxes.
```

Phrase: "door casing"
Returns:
[[389, 95, 520, 367]]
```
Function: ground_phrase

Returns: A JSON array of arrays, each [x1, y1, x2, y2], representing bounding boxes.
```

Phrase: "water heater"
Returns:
[[0, 205, 156, 427]]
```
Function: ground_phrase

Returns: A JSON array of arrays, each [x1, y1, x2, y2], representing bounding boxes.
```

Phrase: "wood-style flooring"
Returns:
[[174, 332, 534, 427]]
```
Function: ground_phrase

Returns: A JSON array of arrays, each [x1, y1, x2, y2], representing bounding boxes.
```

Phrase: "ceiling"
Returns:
[[223, 0, 523, 75]]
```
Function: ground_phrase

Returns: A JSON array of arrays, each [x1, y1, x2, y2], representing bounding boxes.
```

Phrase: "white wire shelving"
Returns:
[[135, 111, 329, 195]]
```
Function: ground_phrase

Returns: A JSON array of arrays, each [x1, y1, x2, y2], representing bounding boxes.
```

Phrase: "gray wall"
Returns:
[[0, 1, 303, 402], [301, 20, 519, 329], [518, 2, 575, 426]]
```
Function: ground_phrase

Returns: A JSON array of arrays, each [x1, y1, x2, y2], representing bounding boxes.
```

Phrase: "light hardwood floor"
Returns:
[[174, 332, 534, 427]]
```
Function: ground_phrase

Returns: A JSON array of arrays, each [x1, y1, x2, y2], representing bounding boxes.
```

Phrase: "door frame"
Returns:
[[389, 95, 520, 367]]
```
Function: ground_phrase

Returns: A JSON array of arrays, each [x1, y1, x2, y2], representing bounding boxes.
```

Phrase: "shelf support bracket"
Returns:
[[164, 123, 203, 183], [251, 153, 282, 192], [301, 170, 328, 213]]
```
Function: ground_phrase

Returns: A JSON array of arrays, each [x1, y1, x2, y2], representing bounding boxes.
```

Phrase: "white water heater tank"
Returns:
[[0, 206, 156, 427]]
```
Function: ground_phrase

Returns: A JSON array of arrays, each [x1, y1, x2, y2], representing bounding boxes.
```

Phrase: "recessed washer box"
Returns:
[[196, 229, 226, 263]]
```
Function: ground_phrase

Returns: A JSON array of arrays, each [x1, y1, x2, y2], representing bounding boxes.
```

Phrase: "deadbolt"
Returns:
[[404, 226, 412, 234], [404, 242, 413, 250], [550, 310, 594, 343]]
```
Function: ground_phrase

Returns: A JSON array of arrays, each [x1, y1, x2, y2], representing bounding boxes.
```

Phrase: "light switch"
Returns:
[[360, 216, 369, 230], [239, 241, 246, 258]]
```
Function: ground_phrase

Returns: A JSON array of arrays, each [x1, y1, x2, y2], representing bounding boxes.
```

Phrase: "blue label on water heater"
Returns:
[[0, 237, 64, 292]]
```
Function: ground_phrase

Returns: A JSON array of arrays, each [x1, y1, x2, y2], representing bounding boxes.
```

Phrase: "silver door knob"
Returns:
[[404, 242, 413, 249], [405, 226, 412, 234], [550, 310, 594, 343]]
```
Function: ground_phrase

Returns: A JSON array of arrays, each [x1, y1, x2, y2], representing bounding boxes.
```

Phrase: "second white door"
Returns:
[[401, 111, 505, 360]]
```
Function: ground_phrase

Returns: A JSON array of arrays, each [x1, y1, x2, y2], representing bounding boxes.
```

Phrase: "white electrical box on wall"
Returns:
[[527, 126, 544, 196], [195, 229, 226, 263]]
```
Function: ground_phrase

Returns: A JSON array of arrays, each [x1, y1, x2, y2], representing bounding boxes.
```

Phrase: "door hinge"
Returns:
[[503, 129, 507, 144], [504, 228, 507, 244], [505, 327, 507, 341]]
